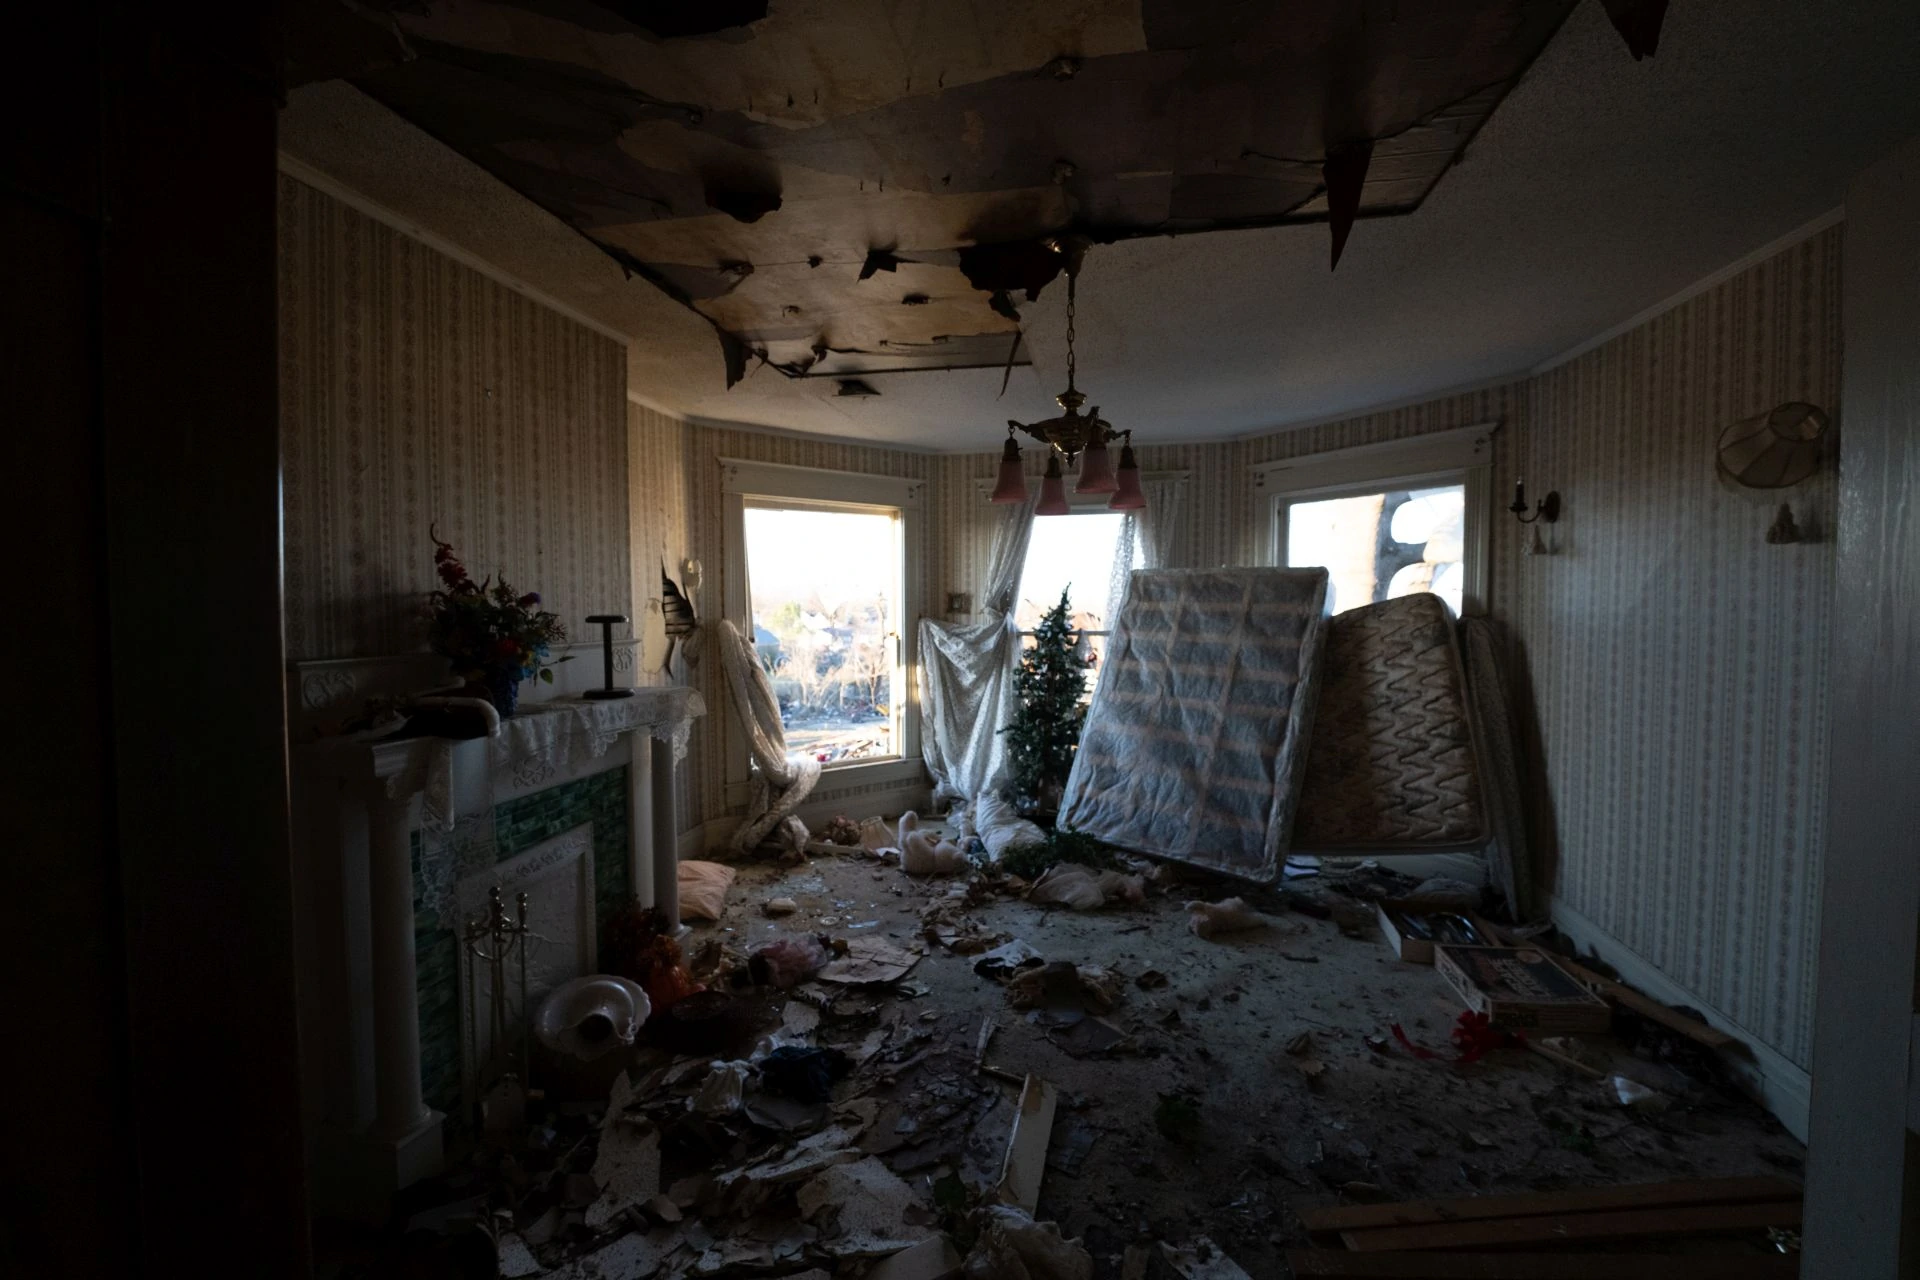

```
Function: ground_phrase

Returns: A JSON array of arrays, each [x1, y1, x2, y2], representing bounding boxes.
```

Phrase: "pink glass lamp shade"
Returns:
[[1075, 435, 1117, 493], [1108, 440, 1146, 511], [1036, 451, 1071, 515], [989, 433, 1029, 504]]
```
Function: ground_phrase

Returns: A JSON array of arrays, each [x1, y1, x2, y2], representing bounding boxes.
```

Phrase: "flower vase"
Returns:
[[484, 668, 522, 719]]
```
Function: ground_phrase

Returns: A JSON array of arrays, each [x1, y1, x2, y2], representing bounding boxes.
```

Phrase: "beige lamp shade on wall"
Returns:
[[1716, 401, 1830, 489]]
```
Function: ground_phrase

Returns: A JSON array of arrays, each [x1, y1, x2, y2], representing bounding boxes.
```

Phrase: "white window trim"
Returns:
[[1249, 422, 1498, 617], [719, 458, 926, 798], [971, 469, 1190, 505]]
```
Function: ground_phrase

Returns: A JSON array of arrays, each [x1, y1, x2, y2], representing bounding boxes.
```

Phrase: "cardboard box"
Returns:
[[1433, 945, 1613, 1034], [1375, 903, 1487, 964]]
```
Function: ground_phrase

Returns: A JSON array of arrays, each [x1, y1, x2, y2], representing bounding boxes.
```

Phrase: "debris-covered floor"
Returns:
[[328, 846, 1806, 1279]]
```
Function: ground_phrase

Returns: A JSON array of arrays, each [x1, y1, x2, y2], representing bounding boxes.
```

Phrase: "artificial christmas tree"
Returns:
[[1002, 588, 1096, 819]]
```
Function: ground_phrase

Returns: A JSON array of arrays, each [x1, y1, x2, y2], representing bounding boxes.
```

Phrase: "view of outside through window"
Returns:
[[1286, 484, 1466, 616], [744, 503, 900, 765], [1016, 510, 1137, 688]]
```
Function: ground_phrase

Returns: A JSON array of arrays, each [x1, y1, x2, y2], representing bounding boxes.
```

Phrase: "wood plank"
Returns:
[[993, 1075, 1057, 1215], [1472, 919, 1737, 1051], [1287, 1250, 1798, 1278], [1299, 1176, 1800, 1235], [1340, 1200, 1803, 1253]]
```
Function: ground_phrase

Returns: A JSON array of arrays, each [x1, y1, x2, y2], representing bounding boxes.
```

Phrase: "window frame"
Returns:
[[1250, 422, 1498, 617], [1012, 499, 1136, 635], [720, 458, 926, 797]]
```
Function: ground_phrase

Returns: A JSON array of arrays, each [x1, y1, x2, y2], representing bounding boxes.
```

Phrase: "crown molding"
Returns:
[[277, 152, 635, 348]]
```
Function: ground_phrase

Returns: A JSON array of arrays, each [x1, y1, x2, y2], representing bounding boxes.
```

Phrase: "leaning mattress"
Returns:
[[1057, 567, 1329, 883], [1294, 592, 1486, 850]]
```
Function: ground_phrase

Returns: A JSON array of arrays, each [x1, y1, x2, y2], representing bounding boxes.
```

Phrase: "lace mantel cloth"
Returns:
[[384, 688, 706, 832]]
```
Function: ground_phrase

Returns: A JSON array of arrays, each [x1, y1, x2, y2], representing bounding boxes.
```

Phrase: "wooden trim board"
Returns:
[[1472, 918, 1736, 1051], [1287, 1251, 1798, 1278], [1339, 1200, 1802, 1253], [1299, 1176, 1799, 1235], [994, 1075, 1057, 1216]]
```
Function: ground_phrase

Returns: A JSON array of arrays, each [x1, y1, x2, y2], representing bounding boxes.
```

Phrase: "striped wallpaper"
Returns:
[[279, 175, 631, 661], [1500, 227, 1840, 1069]]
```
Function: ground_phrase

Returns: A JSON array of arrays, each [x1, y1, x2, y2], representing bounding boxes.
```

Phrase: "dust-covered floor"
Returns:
[[704, 848, 1804, 1276], [329, 845, 1806, 1280]]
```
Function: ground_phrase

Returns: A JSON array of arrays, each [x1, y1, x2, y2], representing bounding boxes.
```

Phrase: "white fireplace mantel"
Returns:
[[290, 688, 703, 1214]]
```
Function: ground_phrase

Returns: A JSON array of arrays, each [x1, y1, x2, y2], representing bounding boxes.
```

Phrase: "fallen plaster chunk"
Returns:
[[586, 1072, 661, 1230], [495, 1233, 543, 1279], [1160, 1237, 1254, 1280], [798, 1156, 936, 1257], [585, 1120, 660, 1230], [995, 1075, 1059, 1216], [720, 1122, 865, 1194], [819, 936, 924, 985], [544, 1227, 680, 1280], [964, 1205, 1091, 1280], [868, 1234, 964, 1280], [691, 1218, 813, 1275], [781, 999, 822, 1037], [693, 1060, 750, 1116], [1185, 897, 1267, 939]]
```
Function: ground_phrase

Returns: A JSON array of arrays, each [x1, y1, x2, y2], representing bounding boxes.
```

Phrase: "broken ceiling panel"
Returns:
[[308, 0, 1583, 381]]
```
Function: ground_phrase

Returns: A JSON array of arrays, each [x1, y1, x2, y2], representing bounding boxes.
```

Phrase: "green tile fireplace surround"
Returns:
[[413, 767, 631, 1114]]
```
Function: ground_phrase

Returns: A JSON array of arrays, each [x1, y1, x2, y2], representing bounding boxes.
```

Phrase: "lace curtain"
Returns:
[[717, 619, 820, 858], [919, 501, 1046, 856], [1105, 473, 1191, 621]]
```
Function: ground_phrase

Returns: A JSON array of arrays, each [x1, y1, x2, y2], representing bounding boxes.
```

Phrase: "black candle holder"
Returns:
[[583, 614, 634, 700], [1509, 480, 1560, 524]]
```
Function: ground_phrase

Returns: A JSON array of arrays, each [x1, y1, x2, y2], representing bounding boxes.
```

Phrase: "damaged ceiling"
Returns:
[[280, 0, 1920, 447], [293, 0, 1612, 381]]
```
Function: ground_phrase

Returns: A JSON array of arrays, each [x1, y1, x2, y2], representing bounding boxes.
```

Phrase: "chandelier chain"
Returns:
[[1064, 268, 1076, 391]]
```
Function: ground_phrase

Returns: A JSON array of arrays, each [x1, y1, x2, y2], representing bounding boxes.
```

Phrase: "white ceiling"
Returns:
[[280, 0, 1920, 452]]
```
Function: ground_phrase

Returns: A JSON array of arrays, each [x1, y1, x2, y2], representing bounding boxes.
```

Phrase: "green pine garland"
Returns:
[[1001, 588, 1096, 818]]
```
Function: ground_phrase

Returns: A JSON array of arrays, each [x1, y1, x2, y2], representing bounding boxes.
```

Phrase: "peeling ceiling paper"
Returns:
[[304, 0, 1580, 381]]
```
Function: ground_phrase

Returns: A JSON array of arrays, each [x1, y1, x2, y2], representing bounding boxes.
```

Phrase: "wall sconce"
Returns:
[[1509, 480, 1560, 524], [1510, 480, 1559, 557]]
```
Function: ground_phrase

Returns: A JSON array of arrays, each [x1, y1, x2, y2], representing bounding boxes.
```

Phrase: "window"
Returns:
[[743, 503, 902, 764], [1284, 484, 1466, 616], [1253, 423, 1496, 618], [721, 459, 925, 784], [1015, 509, 1141, 686]]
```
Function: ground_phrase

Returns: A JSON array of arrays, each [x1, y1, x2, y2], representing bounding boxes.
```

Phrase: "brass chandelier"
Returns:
[[991, 237, 1145, 514]]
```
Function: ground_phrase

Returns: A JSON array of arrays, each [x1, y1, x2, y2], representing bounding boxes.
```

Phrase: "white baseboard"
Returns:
[[1549, 896, 1811, 1141]]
